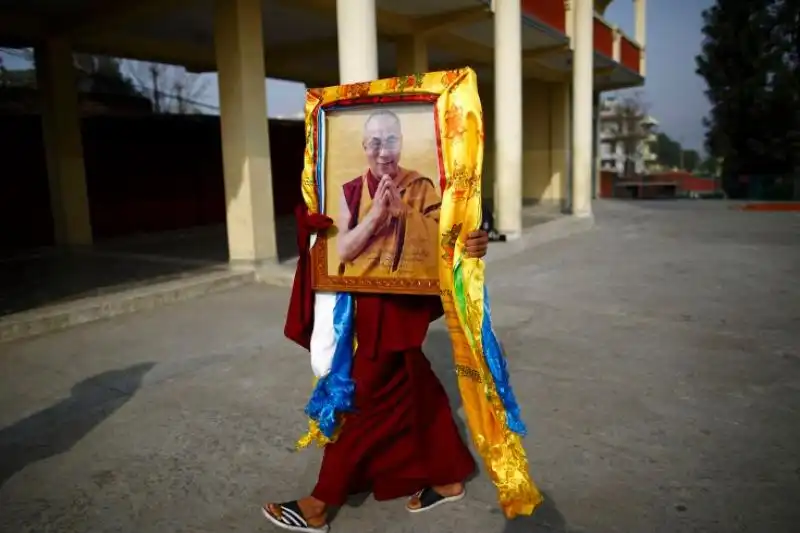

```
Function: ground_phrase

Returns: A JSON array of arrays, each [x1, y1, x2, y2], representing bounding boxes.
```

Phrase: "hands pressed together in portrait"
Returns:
[[364, 173, 489, 259], [371, 174, 405, 225]]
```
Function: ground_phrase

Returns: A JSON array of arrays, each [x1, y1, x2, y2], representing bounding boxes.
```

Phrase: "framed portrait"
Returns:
[[302, 67, 484, 295]]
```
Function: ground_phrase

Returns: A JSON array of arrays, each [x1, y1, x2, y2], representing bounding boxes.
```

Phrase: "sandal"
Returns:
[[261, 501, 330, 532], [406, 487, 466, 513]]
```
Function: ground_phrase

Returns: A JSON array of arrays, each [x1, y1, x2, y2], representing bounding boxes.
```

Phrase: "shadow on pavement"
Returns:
[[325, 491, 371, 523], [500, 492, 568, 532], [0, 362, 155, 488], [424, 332, 573, 533]]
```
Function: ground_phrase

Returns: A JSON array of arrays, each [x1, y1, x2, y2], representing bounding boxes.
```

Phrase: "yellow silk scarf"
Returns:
[[435, 68, 542, 518]]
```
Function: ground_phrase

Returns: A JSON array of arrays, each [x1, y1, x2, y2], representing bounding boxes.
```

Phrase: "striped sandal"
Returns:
[[406, 487, 466, 513], [261, 501, 330, 532]]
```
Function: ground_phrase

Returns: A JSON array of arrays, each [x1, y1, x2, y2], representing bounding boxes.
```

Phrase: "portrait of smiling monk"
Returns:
[[336, 109, 442, 280]]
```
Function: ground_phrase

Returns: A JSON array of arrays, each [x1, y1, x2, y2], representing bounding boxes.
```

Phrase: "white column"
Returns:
[[571, 0, 594, 217], [396, 35, 428, 76], [634, 0, 647, 76], [214, 0, 277, 264], [35, 38, 93, 246], [493, 0, 523, 238], [336, 0, 379, 83]]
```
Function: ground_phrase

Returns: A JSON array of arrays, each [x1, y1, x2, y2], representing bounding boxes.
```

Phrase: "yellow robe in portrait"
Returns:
[[340, 168, 441, 280]]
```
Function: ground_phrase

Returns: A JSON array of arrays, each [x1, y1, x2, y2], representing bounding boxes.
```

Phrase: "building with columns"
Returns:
[[0, 0, 646, 266]]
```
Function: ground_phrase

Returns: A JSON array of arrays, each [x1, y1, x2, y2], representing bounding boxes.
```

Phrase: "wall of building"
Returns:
[[0, 115, 305, 251], [478, 83, 496, 203], [522, 79, 551, 204], [597, 96, 658, 176], [480, 80, 570, 211], [547, 81, 570, 210], [1, 77, 577, 252]]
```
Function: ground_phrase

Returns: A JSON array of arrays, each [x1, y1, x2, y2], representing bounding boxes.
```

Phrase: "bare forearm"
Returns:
[[338, 212, 381, 262]]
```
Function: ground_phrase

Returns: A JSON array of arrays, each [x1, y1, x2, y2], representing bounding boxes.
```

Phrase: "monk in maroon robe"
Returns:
[[263, 204, 490, 532]]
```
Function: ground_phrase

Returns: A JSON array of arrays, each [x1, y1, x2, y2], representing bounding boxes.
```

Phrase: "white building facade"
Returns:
[[598, 95, 658, 177]]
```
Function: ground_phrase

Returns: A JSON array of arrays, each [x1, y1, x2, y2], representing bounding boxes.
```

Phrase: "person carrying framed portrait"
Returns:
[[266, 68, 540, 533]]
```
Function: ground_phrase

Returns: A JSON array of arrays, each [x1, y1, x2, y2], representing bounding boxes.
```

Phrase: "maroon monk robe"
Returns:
[[285, 206, 476, 506]]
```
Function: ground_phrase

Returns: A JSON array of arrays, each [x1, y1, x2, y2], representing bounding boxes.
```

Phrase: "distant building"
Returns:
[[598, 95, 659, 177]]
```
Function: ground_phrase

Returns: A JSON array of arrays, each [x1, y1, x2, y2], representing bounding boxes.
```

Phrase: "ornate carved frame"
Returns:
[[301, 68, 482, 295]]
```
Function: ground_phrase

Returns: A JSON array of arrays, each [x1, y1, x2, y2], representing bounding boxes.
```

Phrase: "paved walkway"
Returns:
[[1, 201, 799, 533]]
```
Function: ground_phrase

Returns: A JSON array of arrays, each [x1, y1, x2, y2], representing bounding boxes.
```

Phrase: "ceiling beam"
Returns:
[[523, 62, 569, 82], [77, 33, 339, 87], [523, 44, 569, 60], [55, 0, 199, 39], [256, 36, 341, 64], [275, 0, 336, 15], [410, 5, 492, 35], [0, 10, 46, 44], [427, 32, 491, 63], [277, 0, 416, 36], [280, 0, 572, 82], [75, 34, 214, 71], [596, 78, 644, 92], [0, 1, 596, 88]]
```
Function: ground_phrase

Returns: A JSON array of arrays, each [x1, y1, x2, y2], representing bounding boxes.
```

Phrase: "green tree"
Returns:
[[655, 132, 682, 168], [682, 149, 701, 172], [696, 0, 800, 197], [697, 156, 721, 177]]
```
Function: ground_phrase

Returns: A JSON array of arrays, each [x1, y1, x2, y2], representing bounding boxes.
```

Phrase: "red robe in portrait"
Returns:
[[284, 205, 475, 505]]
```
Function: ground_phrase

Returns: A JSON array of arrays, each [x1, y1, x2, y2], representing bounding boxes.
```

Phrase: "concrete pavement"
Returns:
[[1, 200, 799, 533]]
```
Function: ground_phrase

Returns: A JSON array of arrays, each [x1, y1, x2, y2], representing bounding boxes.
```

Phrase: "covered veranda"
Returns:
[[0, 0, 645, 318]]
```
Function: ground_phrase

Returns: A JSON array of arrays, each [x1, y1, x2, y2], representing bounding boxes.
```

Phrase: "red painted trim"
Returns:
[[620, 37, 640, 74], [521, 0, 566, 33], [739, 203, 800, 212], [593, 18, 614, 58], [599, 171, 615, 198], [432, 101, 447, 193], [321, 93, 439, 110]]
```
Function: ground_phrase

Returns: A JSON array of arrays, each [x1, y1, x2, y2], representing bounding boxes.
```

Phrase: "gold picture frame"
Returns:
[[302, 68, 483, 295]]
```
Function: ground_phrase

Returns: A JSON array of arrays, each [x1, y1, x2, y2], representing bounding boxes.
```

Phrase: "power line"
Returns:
[[0, 58, 221, 114], [0, 48, 32, 62], [126, 79, 219, 112]]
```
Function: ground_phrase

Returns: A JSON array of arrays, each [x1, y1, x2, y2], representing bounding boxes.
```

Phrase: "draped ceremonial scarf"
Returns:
[[287, 68, 542, 518]]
